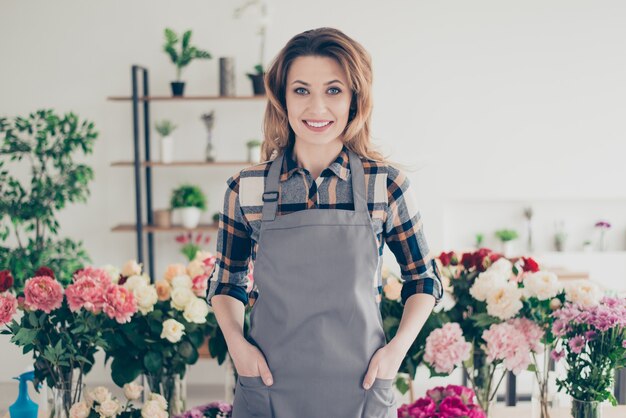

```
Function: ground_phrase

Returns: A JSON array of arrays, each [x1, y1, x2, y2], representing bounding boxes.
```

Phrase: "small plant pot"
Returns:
[[180, 207, 201, 229], [160, 135, 174, 163], [247, 146, 261, 163], [502, 241, 514, 257], [171, 81, 185, 97], [247, 73, 265, 95]]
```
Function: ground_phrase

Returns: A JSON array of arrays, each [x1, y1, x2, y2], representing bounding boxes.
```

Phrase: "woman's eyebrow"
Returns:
[[291, 79, 344, 86]]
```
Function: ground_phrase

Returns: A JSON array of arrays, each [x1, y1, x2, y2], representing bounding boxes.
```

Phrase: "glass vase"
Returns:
[[465, 349, 498, 417], [571, 399, 602, 418], [46, 374, 85, 418], [144, 373, 187, 416], [531, 347, 559, 418]]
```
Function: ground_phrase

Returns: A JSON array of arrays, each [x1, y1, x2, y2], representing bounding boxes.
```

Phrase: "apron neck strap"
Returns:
[[261, 147, 368, 222]]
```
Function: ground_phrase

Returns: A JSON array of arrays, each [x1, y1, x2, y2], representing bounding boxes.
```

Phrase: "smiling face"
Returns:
[[285, 55, 352, 148]]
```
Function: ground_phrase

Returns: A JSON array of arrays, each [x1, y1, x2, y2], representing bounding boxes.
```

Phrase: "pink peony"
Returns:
[[191, 274, 209, 297], [65, 276, 107, 313], [423, 323, 472, 374], [509, 317, 544, 352], [73, 266, 112, 287], [482, 321, 534, 375], [23, 275, 64, 313], [439, 395, 469, 416], [102, 285, 137, 324], [0, 292, 18, 325]]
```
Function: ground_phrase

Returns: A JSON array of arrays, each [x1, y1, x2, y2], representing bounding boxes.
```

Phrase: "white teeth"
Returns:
[[305, 120, 331, 128]]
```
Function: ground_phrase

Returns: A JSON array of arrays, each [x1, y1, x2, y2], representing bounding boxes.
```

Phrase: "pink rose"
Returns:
[[439, 395, 469, 416], [191, 274, 209, 297], [0, 292, 18, 325], [409, 397, 437, 417], [23, 275, 63, 313], [103, 285, 137, 324]]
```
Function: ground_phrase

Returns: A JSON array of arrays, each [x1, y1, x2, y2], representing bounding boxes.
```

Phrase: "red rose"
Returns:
[[35, 266, 55, 279], [521, 257, 539, 273], [0, 270, 14, 292], [461, 253, 474, 269], [439, 251, 459, 267]]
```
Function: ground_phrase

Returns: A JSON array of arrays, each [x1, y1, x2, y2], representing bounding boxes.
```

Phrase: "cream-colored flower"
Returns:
[[101, 264, 121, 284], [141, 400, 167, 418], [486, 282, 523, 320], [565, 280, 603, 308], [187, 259, 205, 278], [488, 257, 513, 280], [90, 386, 112, 404], [383, 275, 402, 300], [134, 285, 158, 315], [123, 274, 150, 293], [97, 398, 122, 417], [155, 280, 171, 301], [183, 298, 210, 324], [149, 393, 168, 411], [170, 286, 195, 311], [164, 264, 187, 283], [549, 297, 562, 311], [523, 271, 562, 301], [161, 319, 185, 343], [171, 274, 193, 289], [123, 382, 143, 401], [69, 401, 90, 418], [470, 271, 507, 302], [121, 259, 142, 277]]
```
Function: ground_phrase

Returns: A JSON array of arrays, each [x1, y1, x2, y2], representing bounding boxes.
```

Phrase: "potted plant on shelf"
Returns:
[[246, 64, 265, 96], [155, 120, 177, 163], [212, 212, 220, 225], [170, 185, 207, 229], [163, 28, 212, 97], [495, 229, 518, 257], [246, 139, 262, 163], [233, 1, 269, 95]]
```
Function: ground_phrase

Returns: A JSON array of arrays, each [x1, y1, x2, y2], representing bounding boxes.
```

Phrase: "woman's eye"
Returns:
[[328, 87, 341, 95], [294, 87, 307, 94], [293, 87, 342, 95]]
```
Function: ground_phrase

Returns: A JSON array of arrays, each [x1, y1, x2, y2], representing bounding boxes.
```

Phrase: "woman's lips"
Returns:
[[303, 120, 334, 132]]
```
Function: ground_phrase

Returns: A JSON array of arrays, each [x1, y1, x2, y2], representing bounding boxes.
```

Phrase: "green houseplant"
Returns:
[[233, 1, 268, 95], [163, 28, 212, 97], [154, 120, 177, 163], [495, 229, 518, 257], [170, 185, 207, 229], [246, 139, 262, 163], [0, 109, 96, 290]]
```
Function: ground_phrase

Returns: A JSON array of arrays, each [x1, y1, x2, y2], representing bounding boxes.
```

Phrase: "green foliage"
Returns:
[[163, 28, 212, 81], [154, 120, 177, 137], [246, 139, 262, 148], [170, 184, 207, 210], [0, 109, 96, 289], [494, 229, 518, 242]]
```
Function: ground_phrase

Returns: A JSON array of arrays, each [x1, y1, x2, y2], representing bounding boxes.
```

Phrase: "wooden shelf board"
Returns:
[[107, 95, 266, 101], [111, 161, 253, 167], [112, 223, 219, 233]]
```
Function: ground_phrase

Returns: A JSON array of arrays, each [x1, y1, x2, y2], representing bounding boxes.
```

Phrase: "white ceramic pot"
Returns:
[[180, 207, 201, 229], [161, 135, 174, 163], [247, 146, 261, 163], [502, 241, 514, 258]]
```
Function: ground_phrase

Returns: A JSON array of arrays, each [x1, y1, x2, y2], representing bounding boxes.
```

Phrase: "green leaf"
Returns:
[[143, 351, 163, 374]]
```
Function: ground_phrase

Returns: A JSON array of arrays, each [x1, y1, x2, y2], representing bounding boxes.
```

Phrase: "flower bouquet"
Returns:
[[173, 401, 233, 418], [397, 384, 486, 418], [69, 383, 169, 418], [550, 291, 626, 418], [0, 266, 138, 418]]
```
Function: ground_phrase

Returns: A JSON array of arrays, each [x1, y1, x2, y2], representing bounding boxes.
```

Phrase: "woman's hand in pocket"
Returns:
[[362, 343, 405, 389], [230, 339, 274, 386]]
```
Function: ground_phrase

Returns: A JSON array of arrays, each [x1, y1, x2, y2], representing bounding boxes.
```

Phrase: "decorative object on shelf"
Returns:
[[201, 111, 216, 162], [9, 370, 39, 418], [212, 212, 220, 225], [172, 400, 233, 418], [233, 0, 270, 95], [154, 209, 172, 228], [554, 220, 567, 252], [69, 383, 166, 418], [551, 293, 625, 418], [163, 28, 212, 97], [170, 184, 208, 229], [475, 233, 484, 249], [594, 220, 611, 252], [524, 206, 534, 253], [396, 384, 487, 418], [155, 120, 177, 163], [246, 139, 262, 163], [582, 240, 593, 253], [219, 57, 236, 96], [0, 109, 96, 290], [0, 266, 139, 418], [175, 232, 211, 262], [494, 229, 518, 257]]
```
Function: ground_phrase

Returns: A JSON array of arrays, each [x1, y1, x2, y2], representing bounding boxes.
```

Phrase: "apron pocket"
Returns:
[[237, 376, 273, 417], [362, 377, 396, 418]]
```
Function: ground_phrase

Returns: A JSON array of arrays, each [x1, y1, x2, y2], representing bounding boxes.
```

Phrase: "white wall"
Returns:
[[1, 0, 625, 393]]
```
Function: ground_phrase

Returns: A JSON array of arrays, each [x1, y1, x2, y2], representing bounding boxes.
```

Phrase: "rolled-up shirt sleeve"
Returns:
[[383, 166, 444, 307], [206, 173, 253, 307]]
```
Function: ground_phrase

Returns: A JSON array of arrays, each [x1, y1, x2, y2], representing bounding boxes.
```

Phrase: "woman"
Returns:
[[207, 27, 443, 418]]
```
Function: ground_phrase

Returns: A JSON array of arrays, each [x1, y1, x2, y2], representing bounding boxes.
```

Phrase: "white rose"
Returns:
[[523, 271, 562, 301], [69, 401, 91, 418], [487, 258, 513, 280], [486, 282, 523, 320], [91, 386, 112, 404], [565, 280, 603, 308], [123, 382, 143, 401], [123, 274, 151, 293], [134, 285, 158, 315], [149, 393, 168, 410], [121, 259, 142, 277], [141, 400, 166, 418], [161, 318, 185, 343], [101, 264, 121, 284], [171, 274, 193, 289], [187, 259, 205, 278], [470, 271, 507, 302], [183, 298, 210, 324], [97, 398, 121, 417], [170, 286, 195, 311]]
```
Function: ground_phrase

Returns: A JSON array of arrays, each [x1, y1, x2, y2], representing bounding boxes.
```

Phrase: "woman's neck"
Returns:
[[292, 140, 344, 181]]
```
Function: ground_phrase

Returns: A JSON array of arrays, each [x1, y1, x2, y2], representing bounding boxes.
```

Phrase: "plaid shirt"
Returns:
[[206, 144, 443, 309]]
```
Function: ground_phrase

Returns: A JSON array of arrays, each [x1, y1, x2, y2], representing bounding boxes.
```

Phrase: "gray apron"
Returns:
[[232, 149, 397, 418]]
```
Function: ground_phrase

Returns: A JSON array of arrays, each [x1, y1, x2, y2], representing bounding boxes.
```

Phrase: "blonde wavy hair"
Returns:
[[261, 27, 390, 164]]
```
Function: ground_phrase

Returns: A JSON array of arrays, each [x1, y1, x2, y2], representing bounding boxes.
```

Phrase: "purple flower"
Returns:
[[568, 336, 586, 354], [551, 349, 565, 361], [584, 330, 598, 341], [594, 221, 611, 229]]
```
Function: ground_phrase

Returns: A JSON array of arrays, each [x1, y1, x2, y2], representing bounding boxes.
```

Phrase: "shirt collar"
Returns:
[[280, 143, 351, 182]]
